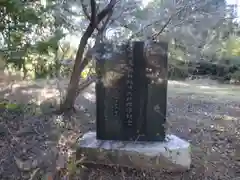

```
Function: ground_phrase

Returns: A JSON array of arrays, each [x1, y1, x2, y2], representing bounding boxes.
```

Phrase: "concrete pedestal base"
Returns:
[[76, 131, 191, 172]]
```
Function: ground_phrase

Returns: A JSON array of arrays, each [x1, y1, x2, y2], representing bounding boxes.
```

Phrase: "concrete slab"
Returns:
[[76, 131, 191, 172]]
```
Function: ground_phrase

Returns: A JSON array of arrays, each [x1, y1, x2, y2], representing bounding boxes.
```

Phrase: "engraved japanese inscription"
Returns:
[[95, 41, 168, 141], [125, 43, 134, 128]]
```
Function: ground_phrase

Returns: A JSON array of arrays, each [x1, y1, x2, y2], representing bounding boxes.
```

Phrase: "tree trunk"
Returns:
[[60, 24, 95, 111], [59, 0, 116, 112]]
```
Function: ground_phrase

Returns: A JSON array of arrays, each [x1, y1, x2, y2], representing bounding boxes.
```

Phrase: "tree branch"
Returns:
[[151, 0, 215, 39], [77, 0, 117, 75], [152, 3, 191, 39], [98, 9, 113, 35], [97, 0, 116, 23], [81, 0, 91, 21], [78, 11, 114, 77], [90, 0, 97, 27], [108, 5, 134, 28], [81, 0, 116, 31], [152, 17, 172, 39]]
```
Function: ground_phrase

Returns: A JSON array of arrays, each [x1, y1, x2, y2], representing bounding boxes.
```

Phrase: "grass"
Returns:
[[168, 80, 240, 102]]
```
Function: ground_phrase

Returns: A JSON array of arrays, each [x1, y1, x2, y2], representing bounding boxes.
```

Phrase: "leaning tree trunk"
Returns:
[[60, 24, 95, 112], [59, 0, 116, 112]]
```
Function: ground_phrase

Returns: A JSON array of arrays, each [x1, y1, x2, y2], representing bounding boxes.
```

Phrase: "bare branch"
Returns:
[[59, 43, 71, 60], [74, 10, 113, 98], [76, 0, 117, 79], [108, 5, 134, 27], [79, 11, 114, 72], [90, 0, 97, 27], [152, 16, 172, 39], [152, 2, 195, 39], [59, 44, 64, 53], [99, 9, 113, 33], [97, 0, 117, 24], [81, 0, 117, 31], [81, 0, 91, 20]]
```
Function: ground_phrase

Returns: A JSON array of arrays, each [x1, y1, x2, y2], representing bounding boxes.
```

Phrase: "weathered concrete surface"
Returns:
[[77, 131, 191, 172]]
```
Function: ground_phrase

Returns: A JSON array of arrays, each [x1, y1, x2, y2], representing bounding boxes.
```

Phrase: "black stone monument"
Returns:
[[96, 41, 168, 142]]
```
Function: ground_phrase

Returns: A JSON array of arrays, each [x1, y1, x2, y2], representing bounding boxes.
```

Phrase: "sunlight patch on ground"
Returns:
[[40, 88, 60, 98], [53, 115, 65, 127], [202, 90, 232, 96], [168, 80, 190, 87], [215, 115, 238, 121], [1, 78, 240, 106], [82, 91, 96, 102], [168, 79, 240, 101], [198, 85, 212, 89]]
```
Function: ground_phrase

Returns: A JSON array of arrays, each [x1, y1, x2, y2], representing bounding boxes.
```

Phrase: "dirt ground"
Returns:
[[0, 78, 239, 179]]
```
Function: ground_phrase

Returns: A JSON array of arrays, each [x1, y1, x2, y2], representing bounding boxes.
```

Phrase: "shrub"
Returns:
[[168, 62, 189, 80], [230, 70, 240, 83]]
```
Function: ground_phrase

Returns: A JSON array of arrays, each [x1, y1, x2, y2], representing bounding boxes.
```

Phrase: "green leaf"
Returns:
[[5, 103, 20, 110], [0, 103, 6, 109]]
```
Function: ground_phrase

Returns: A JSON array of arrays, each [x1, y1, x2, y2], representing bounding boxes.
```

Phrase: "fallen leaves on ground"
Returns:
[[0, 80, 239, 180]]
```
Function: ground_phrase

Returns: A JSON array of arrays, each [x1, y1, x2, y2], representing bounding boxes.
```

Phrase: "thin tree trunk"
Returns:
[[60, 0, 116, 112], [60, 24, 95, 111], [22, 59, 27, 80]]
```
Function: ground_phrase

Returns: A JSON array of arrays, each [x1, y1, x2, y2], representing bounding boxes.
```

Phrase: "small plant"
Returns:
[[65, 155, 86, 179], [0, 100, 22, 113], [48, 155, 86, 180], [231, 70, 240, 81]]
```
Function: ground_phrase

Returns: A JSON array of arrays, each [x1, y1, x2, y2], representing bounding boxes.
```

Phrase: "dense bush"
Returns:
[[230, 70, 240, 83], [167, 59, 240, 84], [168, 63, 189, 80]]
